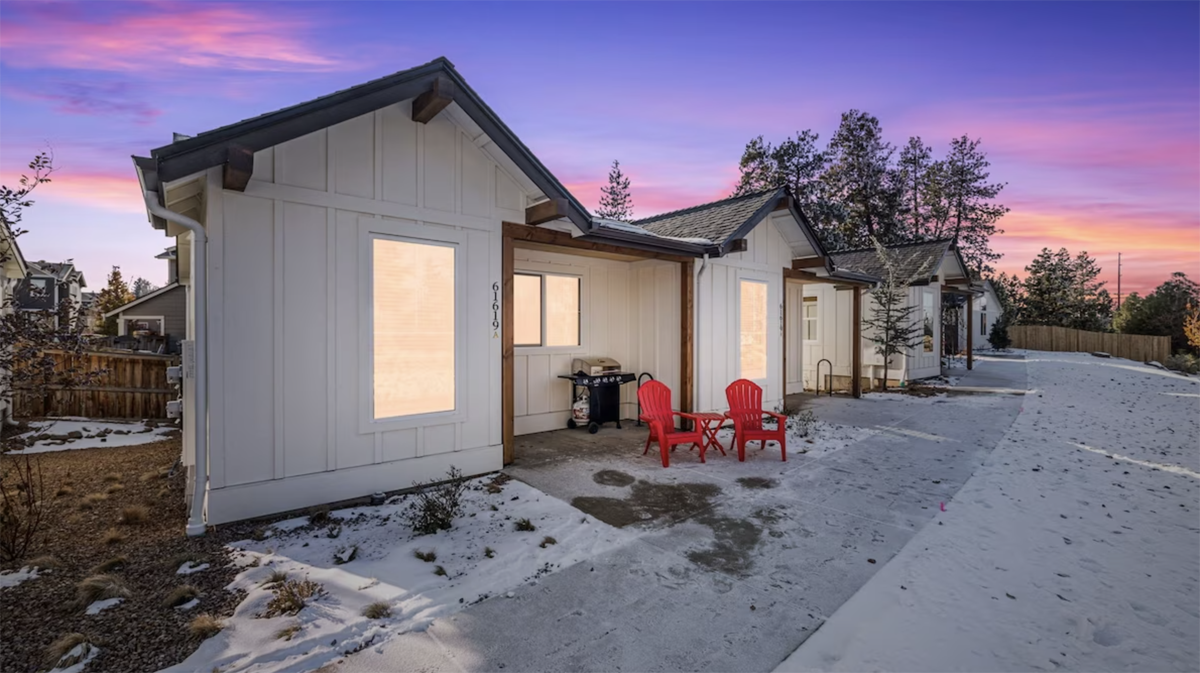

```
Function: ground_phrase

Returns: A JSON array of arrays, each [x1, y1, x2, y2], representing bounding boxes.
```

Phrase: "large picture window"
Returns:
[[373, 237, 456, 419], [514, 272, 580, 347], [803, 296, 819, 341], [740, 279, 768, 380]]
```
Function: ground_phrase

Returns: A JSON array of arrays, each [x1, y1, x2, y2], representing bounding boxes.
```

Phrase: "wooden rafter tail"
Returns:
[[412, 76, 456, 124], [791, 256, 828, 270], [525, 198, 570, 226], [223, 144, 254, 192]]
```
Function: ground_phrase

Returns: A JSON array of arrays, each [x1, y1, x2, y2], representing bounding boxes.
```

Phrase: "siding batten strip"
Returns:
[[326, 207, 337, 471], [502, 233, 515, 464], [273, 200, 286, 478]]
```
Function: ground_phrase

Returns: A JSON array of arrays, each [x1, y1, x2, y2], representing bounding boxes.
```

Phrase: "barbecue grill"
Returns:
[[558, 357, 637, 434]]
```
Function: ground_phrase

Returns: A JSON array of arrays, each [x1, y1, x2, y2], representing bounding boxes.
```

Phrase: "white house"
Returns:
[[132, 57, 876, 530], [1, 223, 28, 425], [973, 280, 1003, 348], [794, 240, 980, 391]]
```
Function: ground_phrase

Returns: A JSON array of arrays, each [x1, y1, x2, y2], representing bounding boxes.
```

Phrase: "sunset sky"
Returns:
[[1, 1, 1196, 296]]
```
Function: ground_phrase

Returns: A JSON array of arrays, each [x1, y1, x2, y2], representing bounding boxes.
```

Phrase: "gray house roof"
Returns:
[[830, 240, 954, 283], [27, 260, 86, 287], [633, 189, 782, 247]]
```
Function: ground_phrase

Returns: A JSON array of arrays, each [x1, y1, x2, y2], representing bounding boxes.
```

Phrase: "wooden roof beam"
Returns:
[[412, 76, 455, 124], [503, 222, 690, 263], [222, 144, 254, 192], [525, 198, 569, 226], [792, 256, 828, 270]]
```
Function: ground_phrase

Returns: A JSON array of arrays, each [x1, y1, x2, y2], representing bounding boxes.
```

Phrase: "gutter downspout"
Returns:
[[142, 189, 208, 537]]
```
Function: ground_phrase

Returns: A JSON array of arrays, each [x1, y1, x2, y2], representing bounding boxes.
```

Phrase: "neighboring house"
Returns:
[[133, 57, 884, 528], [79, 291, 100, 333], [103, 246, 187, 353], [14, 260, 86, 326], [1, 223, 29, 425], [799, 240, 980, 390], [973, 280, 1003, 349]]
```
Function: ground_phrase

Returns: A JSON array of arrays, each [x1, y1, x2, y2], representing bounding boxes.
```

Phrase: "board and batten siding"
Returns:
[[512, 248, 679, 435], [200, 101, 525, 523], [696, 217, 793, 413]]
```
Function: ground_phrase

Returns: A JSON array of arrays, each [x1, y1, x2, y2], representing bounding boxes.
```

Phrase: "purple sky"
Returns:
[[2, 1, 1196, 296]]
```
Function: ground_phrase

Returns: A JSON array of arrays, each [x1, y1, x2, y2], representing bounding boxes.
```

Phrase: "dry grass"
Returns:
[[26, 554, 60, 569], [413, 549, 436, 563], [261, 569, 289, 586], [514, 518, 535, 532], [80, 492, 108, 509], [139, 470, 160, 482], [362, 601, 392, 619], [262, 578, 323, 618], [189, 613, 223, 640], [433, 565, 447, 577], [102, 473, 122, 483], [105, 482, 125, 495], [164, 585, 199, 608], [43, 633, 91, 669], [483, 546, 495, 559], [308, 505, 330, 526], [91, 555, 128, 573], [74, 574, 131, 609], [274, 623, 302, 641], [119, 504, 150, 525], [55, 485, 74, 498], [539, 536, 557, 548], [102, 528, 127, 545]]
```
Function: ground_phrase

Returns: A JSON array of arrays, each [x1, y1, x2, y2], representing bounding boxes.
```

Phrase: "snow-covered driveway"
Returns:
[[780, 352, 1200, 672]]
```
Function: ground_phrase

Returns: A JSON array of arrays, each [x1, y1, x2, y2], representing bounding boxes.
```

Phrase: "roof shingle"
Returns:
[[632, 189, 781, 245], [830, 240, 952, 282]]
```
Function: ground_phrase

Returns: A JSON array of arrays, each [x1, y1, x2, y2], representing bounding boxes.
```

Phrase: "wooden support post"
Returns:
[[966, 294, 974, 370], [781, 275, 789, 407], [680, 260, 694, 424], [852, 287, 863, 399], [502, 233, 515, 465]]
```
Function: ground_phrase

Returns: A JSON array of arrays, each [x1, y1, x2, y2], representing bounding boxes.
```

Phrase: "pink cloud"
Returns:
[[0, 3, 350, 73], [5, 82, 161, 124], [0, 168, 144, 215]]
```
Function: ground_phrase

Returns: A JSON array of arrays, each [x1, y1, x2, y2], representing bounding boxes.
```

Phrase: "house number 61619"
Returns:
[[491, 281, 500, 338]]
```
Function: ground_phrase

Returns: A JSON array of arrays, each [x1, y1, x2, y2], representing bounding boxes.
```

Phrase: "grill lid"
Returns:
[[571, 356, 622, 376]]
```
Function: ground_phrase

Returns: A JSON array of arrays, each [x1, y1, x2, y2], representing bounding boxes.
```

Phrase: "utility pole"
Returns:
[[1117, 252, 1122, 310]]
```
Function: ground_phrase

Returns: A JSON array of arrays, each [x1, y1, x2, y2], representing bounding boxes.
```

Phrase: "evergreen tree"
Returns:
[[988, 316, 1012, 350], [861, 238, 936, 391], [895, 137, 935, 241], [131, 277, 157, 298], [821, 110, 902, 247], [95, 266, 134, 336], [937, 136, 1008, 275], [990, 271, 1025, 324], [1021, 248, 1112, 331], [731, 132, 842, 245], [595, 160, 633, 221], [1184, 303, 1200, 350], [1113, 272, 1200, 353]]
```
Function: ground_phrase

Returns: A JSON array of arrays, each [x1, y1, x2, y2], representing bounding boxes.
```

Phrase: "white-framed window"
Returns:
[[981, 312, 988, 336], [370, 233, 458, 421], [514, 271, 580, 348], [739, 279, 768, 380], [803, 296, 819, 341], [922, 290, 935, 353]]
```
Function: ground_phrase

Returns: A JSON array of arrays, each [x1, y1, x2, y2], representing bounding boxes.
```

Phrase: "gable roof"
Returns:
[[103, 282, 183, 318], [629, 188, 830, 259], [136, 57, 592, 233], [27, 260, 86, 287], [830, 240, 954, 283]]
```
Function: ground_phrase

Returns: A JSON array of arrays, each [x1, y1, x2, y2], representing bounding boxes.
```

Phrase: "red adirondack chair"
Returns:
[[637, 380, 704, 467], [724, 379, 787, 462]]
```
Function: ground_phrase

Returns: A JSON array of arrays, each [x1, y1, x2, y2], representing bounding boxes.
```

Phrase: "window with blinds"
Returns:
[[372, 237, 456, 419], [740, 279, 768, 380]]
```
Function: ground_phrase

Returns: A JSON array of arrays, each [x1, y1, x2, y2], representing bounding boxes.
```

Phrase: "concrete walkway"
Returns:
[[340, 359, 1028, 673]]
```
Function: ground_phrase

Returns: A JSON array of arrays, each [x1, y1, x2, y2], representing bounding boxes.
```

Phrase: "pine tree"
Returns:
[[938, 136, 1008, 275], [95, 266, 134, 336], [596, 160, 633, 221], [1113, 272, 1200, 352], [895, 137, 935, 241], [732, 132, 841, 246], [1021, 248, 1112, 331], [132, 277, 157, 298], [821, 110, 902, 247], [860, 238, 936, 391]]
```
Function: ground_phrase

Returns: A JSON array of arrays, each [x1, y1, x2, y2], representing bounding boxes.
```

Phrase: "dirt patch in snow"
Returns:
[[686, 512, 763, 576], [572, 480, 721, 528], [592, 469, 636, 487], [736, 476, 778, 490]]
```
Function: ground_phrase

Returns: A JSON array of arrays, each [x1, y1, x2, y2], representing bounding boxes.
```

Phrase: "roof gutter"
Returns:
[[138, 177, 208, 538]]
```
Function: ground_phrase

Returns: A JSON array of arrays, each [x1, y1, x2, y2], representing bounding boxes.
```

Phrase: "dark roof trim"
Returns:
[[781, 197, 834, 273], [142, 57, 592, 233], [715, 188, 787, 255], [827, 269, 879, 286], [578, 228, 715, 258]]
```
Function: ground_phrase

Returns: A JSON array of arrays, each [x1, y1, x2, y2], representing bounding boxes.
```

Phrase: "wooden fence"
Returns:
[[12, 350, 177, 419], [1009, 325, 1171, 363]]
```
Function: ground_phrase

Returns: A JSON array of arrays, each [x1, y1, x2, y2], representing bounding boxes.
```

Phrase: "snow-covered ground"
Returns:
[[0, 566, 41, 588], [164, 476, 634, 673], [778, 351, 1200, 672], [6, 418, 176, 453]]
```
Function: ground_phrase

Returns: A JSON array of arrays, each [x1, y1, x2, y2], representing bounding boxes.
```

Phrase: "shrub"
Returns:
[[362, 601, 392, 619], [406, 467, 468, 536], [92, 556, 127, 573], [164, 585, 199, 608], [262, 578, 323, 618], [989, 317, 1012, 350], [189, 613, 223, 639], [786, 410, 816, 438], [43, 633, 93, 669], [514, 518, 535, 532], [74, 574, 131, 609], [308, 506, 330, 526], [483, 547, 495, 559], [0, 454, 47, 564], [1164, 352, 1200, 375], [26, 554, 59, 569], [103, 528, 126, 545], [262, 569, 289, 586], [433, 565, 447, 577], [413, 549, 436, 563], [539, 536, 557, 548], [119, 505, 149, 525]]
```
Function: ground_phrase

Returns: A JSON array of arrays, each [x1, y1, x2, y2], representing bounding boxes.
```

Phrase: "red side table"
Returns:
[[690, 412, 728, 460]]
